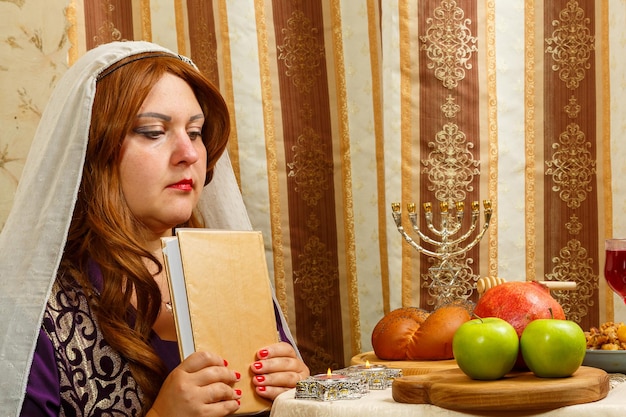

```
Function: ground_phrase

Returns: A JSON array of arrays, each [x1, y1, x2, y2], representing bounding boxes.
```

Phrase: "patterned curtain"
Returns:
[[1, 0, 626, 375]]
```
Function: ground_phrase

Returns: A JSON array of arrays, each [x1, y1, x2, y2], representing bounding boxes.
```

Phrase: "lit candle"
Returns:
[[349, 360, 387, 372], [313, 368, 347, 380]]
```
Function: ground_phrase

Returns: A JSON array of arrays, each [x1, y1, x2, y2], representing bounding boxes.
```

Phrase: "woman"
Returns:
[[0, 41, 308, 416]]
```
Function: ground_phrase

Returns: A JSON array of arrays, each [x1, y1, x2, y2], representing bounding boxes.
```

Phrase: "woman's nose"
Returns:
[[172, 130, 200, 164]]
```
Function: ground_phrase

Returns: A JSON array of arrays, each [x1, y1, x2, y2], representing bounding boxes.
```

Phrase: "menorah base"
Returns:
[[422, 259, 479, 307]]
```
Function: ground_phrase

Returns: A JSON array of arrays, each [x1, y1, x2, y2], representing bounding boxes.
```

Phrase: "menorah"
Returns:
[[391, 200, 493, 307]]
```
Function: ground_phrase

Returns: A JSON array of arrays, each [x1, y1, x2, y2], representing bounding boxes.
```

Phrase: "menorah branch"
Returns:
[[391, 199, 493, 306]]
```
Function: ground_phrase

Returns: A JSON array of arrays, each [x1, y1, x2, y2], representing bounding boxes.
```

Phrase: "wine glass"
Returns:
[[604, 239, 626, 304]]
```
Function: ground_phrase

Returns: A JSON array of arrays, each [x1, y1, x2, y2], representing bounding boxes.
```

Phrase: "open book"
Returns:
[[161, 229, 278, 414]]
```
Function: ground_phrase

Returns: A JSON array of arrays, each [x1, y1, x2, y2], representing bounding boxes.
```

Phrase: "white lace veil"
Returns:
[[0, 41, 294, 416]]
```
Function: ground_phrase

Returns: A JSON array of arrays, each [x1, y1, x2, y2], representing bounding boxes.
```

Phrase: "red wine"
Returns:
[[604, 249, 626, 303]]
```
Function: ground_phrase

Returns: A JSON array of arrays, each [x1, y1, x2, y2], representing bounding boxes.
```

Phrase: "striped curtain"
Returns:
[[1, 0, 626, 375]]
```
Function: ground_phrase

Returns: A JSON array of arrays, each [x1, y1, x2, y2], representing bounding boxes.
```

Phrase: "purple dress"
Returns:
[[21, 328, 179, 416], [20, 263, 291, 416]]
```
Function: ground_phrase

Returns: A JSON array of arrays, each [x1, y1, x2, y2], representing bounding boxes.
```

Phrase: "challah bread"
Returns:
[[406, 305, 471, 360], [371, 305, 471, 360], [371, 307, 429, 360]]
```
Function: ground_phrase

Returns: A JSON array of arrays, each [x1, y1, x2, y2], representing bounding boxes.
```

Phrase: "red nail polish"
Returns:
[[258, 386, 266, 392], [255, 375, 265, 383], [259, 349, 269, 358], [235, 389, 242, 396], [253, 362, 263, 370], [235, 371, 241, 380], [236, 399, 241, 406], [223, 359, 228, 367]]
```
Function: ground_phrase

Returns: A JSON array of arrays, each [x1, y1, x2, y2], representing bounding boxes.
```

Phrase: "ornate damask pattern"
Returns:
[[417, 0, 481, 306], [545, 238, 597, 323], [564, 95, 581, 119], [84, 0, 133, 49], [422, 123, 480, 203], [565, 214, 583, 235], [524, 1, 538, 281], [277, 10, 325, 94], [484, 0, 499, 279], [419, 0, 478, 89], [92, 1, 123, 45], [441, 94, 460, 118], [543, 0, 598, 328], [94, 22, 123, 46], [287, 127, 333, 207], [294, 235, 338, 315], [545, 123, 596, 209], [274, 2, 344, 374], [186, 1, 219, 84], [545, 212, 598, 323], [545, 0, 594, 90]]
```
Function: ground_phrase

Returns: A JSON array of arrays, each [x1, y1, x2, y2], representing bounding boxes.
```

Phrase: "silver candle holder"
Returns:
[[391, 200, 492, 307], [339, 363, 402, 390], [295, 364, 403, 402], [295, 370, 368, 401]]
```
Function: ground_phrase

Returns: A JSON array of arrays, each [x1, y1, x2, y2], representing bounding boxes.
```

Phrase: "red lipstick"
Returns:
[[169, 178, 193, 191]]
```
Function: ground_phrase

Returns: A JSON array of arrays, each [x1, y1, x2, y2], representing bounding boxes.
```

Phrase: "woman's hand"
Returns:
[[147, 351, 242, 417], [250, 342, 310, 400]]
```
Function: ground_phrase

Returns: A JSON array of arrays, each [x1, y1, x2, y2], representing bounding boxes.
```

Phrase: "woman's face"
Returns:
[[119, 73, 207, 236]]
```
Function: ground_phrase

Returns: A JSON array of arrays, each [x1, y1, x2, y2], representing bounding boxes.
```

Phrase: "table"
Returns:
[[270, 374, 626, 417]]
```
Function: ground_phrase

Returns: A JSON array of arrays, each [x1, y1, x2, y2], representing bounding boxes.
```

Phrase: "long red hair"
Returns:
[[61, 52, 230, 411]]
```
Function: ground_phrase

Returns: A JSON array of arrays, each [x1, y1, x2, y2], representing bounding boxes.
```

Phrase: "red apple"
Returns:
[[474, 281, 566, 367]]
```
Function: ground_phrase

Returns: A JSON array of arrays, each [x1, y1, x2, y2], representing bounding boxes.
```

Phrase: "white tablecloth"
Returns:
[[270, 374, 626, 417]]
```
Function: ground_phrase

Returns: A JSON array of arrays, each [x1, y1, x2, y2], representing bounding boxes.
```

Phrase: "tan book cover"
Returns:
[[161, 229, 278, 415]]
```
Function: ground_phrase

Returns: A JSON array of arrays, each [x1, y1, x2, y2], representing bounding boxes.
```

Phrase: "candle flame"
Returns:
[[327, 368, 332, 377], [365, 360, 370, 369]]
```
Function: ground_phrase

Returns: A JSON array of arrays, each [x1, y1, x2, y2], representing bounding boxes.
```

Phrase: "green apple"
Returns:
[[452, 317, 519, 380], [520, 318, 586, 378]]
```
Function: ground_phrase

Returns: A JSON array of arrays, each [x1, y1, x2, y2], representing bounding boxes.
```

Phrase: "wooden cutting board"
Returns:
[[392, 366, 609, 411], [351, 351, 458, 375]]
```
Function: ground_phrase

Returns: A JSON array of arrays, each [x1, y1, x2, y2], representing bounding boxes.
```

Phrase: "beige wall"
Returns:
[[0, 0, 72, 227]]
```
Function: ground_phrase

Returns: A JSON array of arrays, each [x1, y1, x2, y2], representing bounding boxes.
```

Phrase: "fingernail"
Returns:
[[235, 389, 242, 396], [253, 362, 263, 370], [258, 386, 266, 392], [259, 349, 269, 358], [235, 371, 241, 380], [223, 359, 228, 367], [236, 399, 241, 406], [255, 375, 265, 383]]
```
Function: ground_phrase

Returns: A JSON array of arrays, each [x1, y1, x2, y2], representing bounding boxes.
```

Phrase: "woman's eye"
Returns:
[[134, 128, 164, 139], [188, 131, 203, 141]]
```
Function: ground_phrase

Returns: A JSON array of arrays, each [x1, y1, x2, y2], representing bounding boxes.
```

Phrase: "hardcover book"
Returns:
[[161, 228, 278, 414]]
